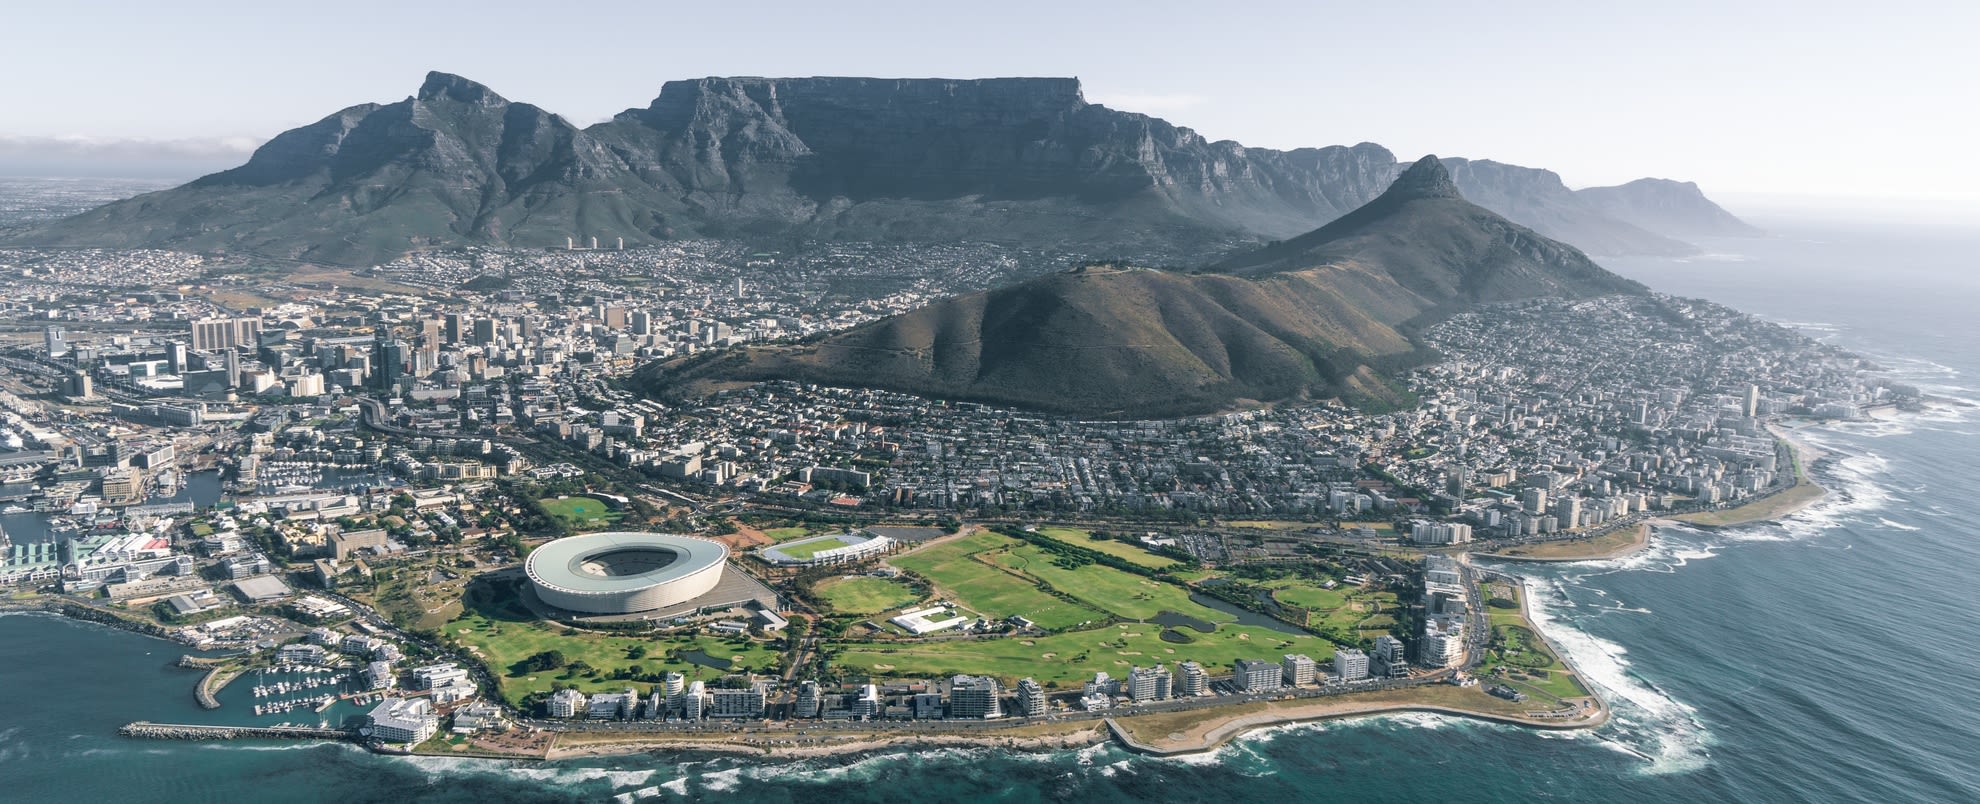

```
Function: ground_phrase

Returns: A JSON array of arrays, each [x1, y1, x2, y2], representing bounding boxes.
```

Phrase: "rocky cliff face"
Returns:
[[1576, 177, 1763, 238], [588, 76, 1404, 252], [25, 73, 683, 263], [1440, 158, 1697, 257], [13, 72, 1748, 264]]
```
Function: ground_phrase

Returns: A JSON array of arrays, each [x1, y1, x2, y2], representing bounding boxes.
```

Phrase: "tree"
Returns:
[[520, 650, 567, 673]]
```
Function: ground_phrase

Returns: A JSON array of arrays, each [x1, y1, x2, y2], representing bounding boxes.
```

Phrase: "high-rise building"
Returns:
[[1127, 665, 1172, 702], [373, 339, 409, 391], [948, 674, 1003, 719], [1282, 654, 1318, 686], [1235, 659, 1284, 693], [1335, 649, 1371, 682], [629, 310, 654, 336], [663, 672, 685, 714], [443, 313, 466, 344], [1420, 620, 1465, 668], [43, 325, 64, 358], [1520, 486, 1548, 514], [548, 688, 587, 718], [1178, 661, 1208, 697], [472, 318, 498, 346], [191, 316, 261, 352], [683, 681, 707, 720], [163, 341, 187, 374], [1744, 383, 1761, 418], [1016, 678, 1047, 717], [709, 687, 765, 719], [1373, 635, 1408, 678], [598, 305, 628, 330], [1552, 497, 1583, 530], [795, 680, 821, 718]]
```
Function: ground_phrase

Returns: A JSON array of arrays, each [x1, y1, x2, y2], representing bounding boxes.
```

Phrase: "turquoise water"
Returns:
[[3, 219, 1978, 802]]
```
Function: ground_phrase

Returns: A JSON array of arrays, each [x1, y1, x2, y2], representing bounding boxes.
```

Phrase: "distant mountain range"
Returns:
[[648, 157, 1646, 418], [10, 72, 1756, 265]]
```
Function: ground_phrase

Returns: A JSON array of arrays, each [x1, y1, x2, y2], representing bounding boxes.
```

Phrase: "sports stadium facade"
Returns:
[[525, 532, 728, 614]]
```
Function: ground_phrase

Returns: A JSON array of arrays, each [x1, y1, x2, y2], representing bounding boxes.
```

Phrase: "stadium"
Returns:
[[524, 531, 729, 615], [759, 531, 894, 567]]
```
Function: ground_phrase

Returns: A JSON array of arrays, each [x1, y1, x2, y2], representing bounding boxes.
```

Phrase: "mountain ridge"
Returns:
[[648, 156, 1647, 418], [10, 72, 1753, 264]]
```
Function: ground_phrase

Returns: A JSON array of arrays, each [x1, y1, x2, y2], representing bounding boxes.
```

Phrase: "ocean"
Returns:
[[3, 215, 1977, 802]]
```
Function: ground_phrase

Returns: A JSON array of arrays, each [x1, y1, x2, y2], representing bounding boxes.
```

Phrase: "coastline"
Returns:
[[1480, 522, 1652, 563], [1671, 422, 1829, 528], [529, 682, 1609, 762]]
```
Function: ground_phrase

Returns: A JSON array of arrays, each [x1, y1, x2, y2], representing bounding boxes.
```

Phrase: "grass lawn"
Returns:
[[1262, 578, 1350, 612], [538, 496, 623, 529], [762, 527, 815, 542], [892, 533, 1105, 630], [777, 535, 857, 561], [1476, 585, 1587, 701], [447, 576, 781, 707], [835, 620, 1334, 688], [988, 544, 1228, 623], [1030, 526, 1178, 570], [815, 575, 921, 616]]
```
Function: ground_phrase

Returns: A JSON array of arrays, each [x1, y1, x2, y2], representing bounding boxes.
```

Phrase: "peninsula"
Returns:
[[0, 71, 1912, 767]]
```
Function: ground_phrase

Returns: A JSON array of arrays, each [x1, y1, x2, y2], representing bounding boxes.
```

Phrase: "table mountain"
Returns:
[[11, 73, 1747, 264], [649, 156, 1645, 418]]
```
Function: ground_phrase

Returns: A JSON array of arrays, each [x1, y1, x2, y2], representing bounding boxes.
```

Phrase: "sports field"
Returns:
[[987, 543, 1229, 623], [776, 535, 857, 561], [1030, 526, 1179, 570], [761, 526, 816, 542], [835, 620, 1336, 688], [891, 532, 1104, 630], [815, 575, 921, 615], [537, 496, 622, 529]]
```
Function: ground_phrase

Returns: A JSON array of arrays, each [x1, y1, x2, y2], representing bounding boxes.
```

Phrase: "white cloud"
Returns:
[[0, 134, 262, 161]]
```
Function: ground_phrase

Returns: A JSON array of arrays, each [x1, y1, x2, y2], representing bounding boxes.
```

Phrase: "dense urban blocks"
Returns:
[[524, 532, 727, 614]]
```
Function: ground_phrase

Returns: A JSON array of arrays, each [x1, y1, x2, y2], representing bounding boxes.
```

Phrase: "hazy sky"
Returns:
[[3, 0, 1975, 203]]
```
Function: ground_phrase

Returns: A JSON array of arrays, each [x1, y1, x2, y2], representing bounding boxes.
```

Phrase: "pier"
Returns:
[[120, 721, 354, 742]]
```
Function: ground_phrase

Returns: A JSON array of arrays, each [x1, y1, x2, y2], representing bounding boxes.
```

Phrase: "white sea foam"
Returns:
[[697, 767, 742, 793], [613, 785, 664, 803], [1520, 576, 1713, 775], [400, 755, 502, 776], [510, 767, 658, 789], [659, 777, 688, 796]]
